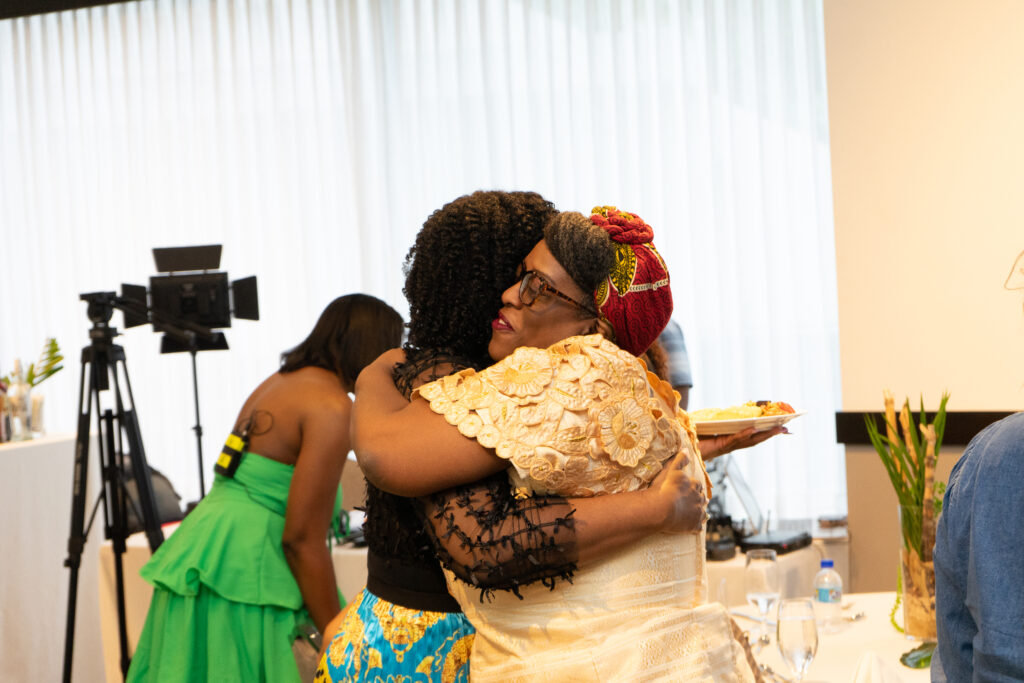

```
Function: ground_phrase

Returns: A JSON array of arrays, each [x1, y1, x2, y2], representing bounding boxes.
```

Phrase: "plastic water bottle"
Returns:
[[813, 559, 843, 633]]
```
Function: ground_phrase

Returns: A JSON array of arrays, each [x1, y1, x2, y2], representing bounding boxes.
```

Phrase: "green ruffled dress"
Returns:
[[127, 451, 343, 682]]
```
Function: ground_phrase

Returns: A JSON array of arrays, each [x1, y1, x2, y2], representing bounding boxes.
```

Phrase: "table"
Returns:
[[103, 535, 932, 683], [98, 526, 168, 682], [0, 434, 105, 682], [732, 591, 931, 682]]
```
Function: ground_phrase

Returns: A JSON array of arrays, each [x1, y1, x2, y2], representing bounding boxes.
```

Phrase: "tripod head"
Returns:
[[81, 290, 122, 329], [79, 293, 125, 368], [81, 291, 116, 325]]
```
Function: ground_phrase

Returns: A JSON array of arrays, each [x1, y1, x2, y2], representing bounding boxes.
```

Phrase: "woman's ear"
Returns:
[[591, 317, 615, 339]]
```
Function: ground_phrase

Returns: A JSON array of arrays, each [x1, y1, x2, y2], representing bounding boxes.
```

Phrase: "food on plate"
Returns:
[[690, 400, 795, 422], [689, 405, 761, 421], [755, 400, 796, 416]]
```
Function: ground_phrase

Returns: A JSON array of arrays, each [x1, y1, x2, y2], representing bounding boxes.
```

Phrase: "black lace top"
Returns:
[[421, 473, 578, 601], [359, 349, 579, 610]]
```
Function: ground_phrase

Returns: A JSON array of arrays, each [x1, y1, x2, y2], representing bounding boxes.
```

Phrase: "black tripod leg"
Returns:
[[64, 308, 168, 683], [62, 354, 96, 683], [101, 408, 133, 678]]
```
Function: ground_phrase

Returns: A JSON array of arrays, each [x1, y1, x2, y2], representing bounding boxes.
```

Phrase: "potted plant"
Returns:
[[2, 338, 64, 440], [863, 390, 949, 642]]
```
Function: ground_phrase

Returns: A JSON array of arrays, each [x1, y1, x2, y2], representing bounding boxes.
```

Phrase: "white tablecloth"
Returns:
[[0, 434, 105, 682], [733, 591, 931, 682], [102, 536, 915, 683], [99, 534, 824, 674]]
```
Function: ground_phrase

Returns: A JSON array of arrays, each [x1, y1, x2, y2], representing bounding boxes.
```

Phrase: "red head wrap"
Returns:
[[589, 206, 672, 356]]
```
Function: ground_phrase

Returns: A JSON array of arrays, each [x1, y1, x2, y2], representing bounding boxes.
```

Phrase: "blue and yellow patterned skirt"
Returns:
[[315, 589, 474, 683]]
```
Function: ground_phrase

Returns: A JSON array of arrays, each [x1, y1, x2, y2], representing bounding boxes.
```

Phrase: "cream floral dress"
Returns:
[[416, 335, 755, 682]]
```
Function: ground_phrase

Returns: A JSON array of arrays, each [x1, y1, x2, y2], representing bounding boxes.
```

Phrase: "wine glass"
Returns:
[[744, 548, 780, 643], [776, 598, 818, 681]]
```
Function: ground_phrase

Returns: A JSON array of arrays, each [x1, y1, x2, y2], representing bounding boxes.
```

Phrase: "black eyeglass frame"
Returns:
[[516, 264, 598, 317]]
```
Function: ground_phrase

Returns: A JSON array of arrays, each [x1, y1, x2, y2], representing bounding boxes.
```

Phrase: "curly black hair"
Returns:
[[402, 190, 557, 367]]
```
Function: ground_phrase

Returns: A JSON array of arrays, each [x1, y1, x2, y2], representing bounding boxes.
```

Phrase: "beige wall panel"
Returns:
[[824, 0, 1024, 589]]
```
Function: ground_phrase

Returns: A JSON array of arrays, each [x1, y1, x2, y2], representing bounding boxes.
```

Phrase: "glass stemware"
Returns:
[[744, 548, 780, 643], [776, 598, 818, 681]]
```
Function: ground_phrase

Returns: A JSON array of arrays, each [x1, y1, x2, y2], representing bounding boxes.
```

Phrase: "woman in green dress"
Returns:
[[127, 293, 403, 682]]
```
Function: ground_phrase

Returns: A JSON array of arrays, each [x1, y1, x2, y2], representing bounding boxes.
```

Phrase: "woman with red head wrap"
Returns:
[[347, 206, 767, 680]]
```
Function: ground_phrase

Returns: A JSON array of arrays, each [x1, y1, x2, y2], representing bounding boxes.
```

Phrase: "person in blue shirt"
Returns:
[[657, 318, 693, 409], [932, 411, 1024, 681]]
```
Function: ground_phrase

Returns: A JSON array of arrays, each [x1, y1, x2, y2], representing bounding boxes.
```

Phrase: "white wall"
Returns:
[[824, 0, 1024, 590]]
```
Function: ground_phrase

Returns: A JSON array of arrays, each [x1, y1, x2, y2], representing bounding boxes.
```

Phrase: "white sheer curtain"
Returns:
[[0, 0, 843, 519]]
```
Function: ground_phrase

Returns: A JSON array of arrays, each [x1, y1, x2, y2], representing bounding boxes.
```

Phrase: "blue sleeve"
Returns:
[[962, 417, 1024, 681], [658, 320, 692, 388]]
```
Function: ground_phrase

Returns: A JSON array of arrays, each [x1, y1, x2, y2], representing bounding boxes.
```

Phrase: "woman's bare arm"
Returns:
[[282, 394, 349, 634], [352, 350, 507, 496]]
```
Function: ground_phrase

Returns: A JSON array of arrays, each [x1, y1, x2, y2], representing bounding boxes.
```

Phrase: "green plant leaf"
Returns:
[[28, 337, 64, 388], [864, 415, 911, 498], [933, 480, 946, 517], [900, 642, 936, 669], [933, 392, 950, 455]]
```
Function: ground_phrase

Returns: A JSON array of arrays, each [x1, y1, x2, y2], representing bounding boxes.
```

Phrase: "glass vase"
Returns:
[[898, 504, 937, 641], [3, 380, 32, 442]]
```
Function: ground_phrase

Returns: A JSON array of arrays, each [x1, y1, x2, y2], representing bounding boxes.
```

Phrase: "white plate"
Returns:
[[692, 410, 806, 436]]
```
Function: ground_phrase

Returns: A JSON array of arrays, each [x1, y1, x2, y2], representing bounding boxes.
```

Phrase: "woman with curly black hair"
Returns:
[[314, 190, 560, 681]]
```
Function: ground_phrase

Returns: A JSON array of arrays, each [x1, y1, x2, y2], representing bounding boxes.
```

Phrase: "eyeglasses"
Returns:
[[516, 263, 597, 316]]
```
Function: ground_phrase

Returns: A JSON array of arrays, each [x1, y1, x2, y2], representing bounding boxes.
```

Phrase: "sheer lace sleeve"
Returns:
[[392, 347, 469, 398], [419, 472, 578, 600]]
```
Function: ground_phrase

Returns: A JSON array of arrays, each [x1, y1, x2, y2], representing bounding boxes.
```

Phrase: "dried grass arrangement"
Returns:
[[863, 390, 949, 640]]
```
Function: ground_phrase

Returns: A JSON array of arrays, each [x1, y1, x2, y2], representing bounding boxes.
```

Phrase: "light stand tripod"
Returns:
[[155, 321, 226, 501], [62, 293, 164, 683], [187, 341, 209, 498]]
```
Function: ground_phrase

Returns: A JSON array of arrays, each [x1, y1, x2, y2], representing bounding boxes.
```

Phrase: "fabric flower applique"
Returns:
[[552, 345, 592, 381], [483, 346, 553, 397], [548, 378, 591, 412], [527, 447, 568, 491], [494, 422, 538, 464], [595, 396, 655, 467]]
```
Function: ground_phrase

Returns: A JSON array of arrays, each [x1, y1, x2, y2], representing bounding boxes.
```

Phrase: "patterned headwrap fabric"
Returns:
[[589, 206, 672, 356]]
